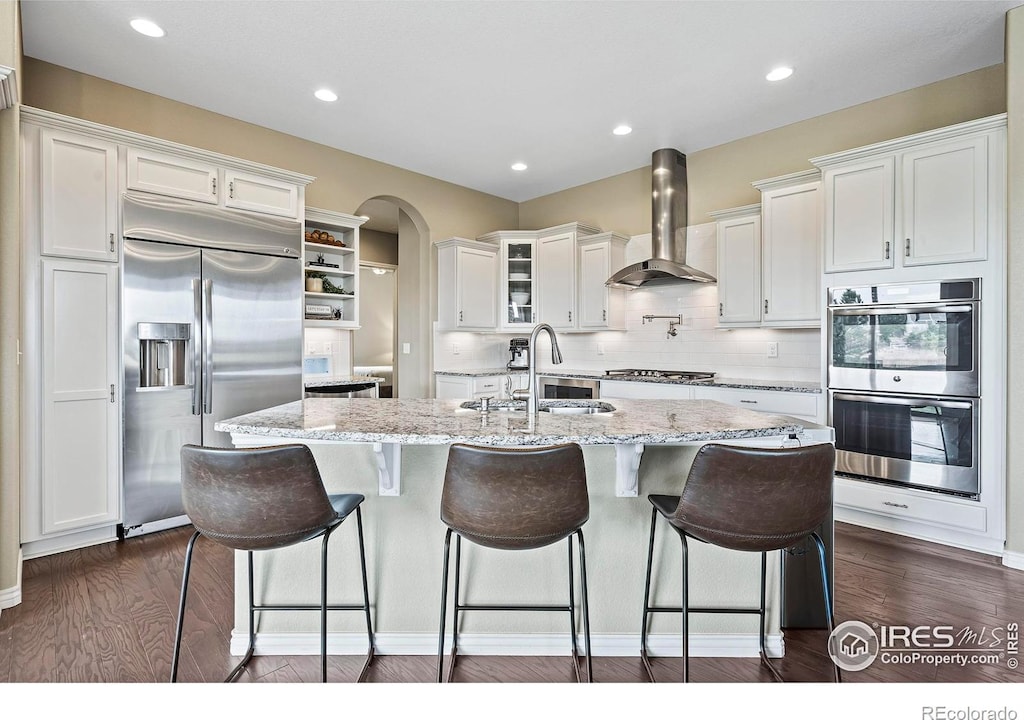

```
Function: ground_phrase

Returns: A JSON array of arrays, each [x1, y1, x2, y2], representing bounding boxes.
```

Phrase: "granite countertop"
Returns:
[[216, 397, 805, 446], [304, 374, 385, 388], [433, 367, 821, 393]]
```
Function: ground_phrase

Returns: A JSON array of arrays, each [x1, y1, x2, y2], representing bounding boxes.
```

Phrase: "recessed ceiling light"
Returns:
[[511, 162, 528, 172], [314, 88, 338, 102], [766, 66, 794, 82], [130, 18, 165, 38], [613, 125, 632, 136]]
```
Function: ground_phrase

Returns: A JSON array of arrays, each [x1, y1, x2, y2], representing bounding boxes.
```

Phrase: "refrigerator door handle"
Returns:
[[203, 278, 213, 415], [192, 278, 202, 415]]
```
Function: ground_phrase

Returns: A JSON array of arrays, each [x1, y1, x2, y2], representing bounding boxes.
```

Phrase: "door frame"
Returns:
[[354, 261, 399, 396]]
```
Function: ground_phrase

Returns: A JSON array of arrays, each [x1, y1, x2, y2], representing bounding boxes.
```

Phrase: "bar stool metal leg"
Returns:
[[170, 530, 202, 682], [320, 526, 332, 682], [447, 533, 464, 682], [568, 534, 580, 682], [811, 532, 841, 683], [437, 528, 453, 683], [679, 532, 689, 683], [576, 529, 593, 683], [354, 507, 376, 682], [640, 506, 658, 682]]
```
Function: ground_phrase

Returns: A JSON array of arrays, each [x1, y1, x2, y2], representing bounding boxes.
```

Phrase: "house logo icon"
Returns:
[[828, 620, 880, 671]]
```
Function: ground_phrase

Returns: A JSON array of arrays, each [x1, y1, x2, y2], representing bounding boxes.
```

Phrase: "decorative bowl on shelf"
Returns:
[[510, 292, 531, 306], [509, 272, 530, 280]]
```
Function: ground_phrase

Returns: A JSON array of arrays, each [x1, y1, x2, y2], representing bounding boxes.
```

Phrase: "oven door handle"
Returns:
[[832, 392, 975, 410], [829, 304, 973, 316]]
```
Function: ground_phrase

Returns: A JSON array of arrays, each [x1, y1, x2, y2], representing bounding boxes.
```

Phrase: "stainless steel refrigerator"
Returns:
[[119, 193, 303, 538]]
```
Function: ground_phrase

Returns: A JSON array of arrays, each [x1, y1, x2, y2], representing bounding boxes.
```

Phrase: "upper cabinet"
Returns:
[[756, 171, 822, 327], [303, 207, 366, 329], [40, 128, 119, 262], [813, 115, 1005, 274], [577, 232, 627, 330], [477, 230, 537, 331], [709, 204, 761, 326], [224, 168, 301, 218], [127, 147, 219, 204], [536, 229, 577, 330], [436, 237, 498, 331], [711, 171, 822, 329]]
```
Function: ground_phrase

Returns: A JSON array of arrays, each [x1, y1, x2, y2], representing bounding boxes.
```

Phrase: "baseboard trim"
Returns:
[[0, 549, 23, 611], [231, 631, 785, 659], [834, 507, 1005, 556], [1002, 550, 1024, 571]]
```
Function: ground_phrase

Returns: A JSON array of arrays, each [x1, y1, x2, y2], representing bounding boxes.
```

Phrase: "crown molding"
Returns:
[[707, 203, 762, 221], [0, 65, 17, 110]]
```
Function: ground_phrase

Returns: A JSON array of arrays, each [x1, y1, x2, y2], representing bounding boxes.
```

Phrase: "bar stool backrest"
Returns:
[[672, 443, 835, 552], [441, 443, 589, 551], [180, 444, 338, 551]]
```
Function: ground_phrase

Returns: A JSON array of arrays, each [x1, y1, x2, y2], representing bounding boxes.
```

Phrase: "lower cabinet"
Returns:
[[691, 386, 821, 423], [435, 374, 517, 400], [36, 258, 120, 537], [599, 381, 693, 400]]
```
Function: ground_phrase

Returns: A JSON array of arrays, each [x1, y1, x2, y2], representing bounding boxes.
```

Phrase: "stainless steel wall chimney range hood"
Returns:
[[606, 148, 716, 288]]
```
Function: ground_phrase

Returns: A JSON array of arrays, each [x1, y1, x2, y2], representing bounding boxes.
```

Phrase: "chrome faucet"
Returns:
[[512, 323, 563, 415]]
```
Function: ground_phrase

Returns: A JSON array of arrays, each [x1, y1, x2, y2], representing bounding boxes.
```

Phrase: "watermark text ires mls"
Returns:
[[828, 620, 1019, 672]]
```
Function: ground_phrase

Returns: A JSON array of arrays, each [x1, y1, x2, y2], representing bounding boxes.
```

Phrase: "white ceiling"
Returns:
[[20, 0, 1019, 202]]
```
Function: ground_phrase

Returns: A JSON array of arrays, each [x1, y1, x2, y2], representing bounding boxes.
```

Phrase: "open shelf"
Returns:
[[305, 291, 355, 300]]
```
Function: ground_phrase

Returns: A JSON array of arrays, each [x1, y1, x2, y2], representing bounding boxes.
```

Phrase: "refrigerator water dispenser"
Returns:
[[138, 322, 190, 388]]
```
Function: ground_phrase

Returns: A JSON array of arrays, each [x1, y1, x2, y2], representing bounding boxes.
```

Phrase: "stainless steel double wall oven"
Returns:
[[827, 278, 981, 497]]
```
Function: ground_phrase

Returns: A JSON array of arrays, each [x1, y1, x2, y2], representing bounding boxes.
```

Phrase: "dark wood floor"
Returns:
[[2, 521, 1023, 683]]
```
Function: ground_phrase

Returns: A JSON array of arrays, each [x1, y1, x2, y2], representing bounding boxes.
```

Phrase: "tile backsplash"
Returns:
[[433, 224, 823, 383]]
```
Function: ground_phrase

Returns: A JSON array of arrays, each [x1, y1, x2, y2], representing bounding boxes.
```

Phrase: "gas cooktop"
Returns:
[[605, 369, 716, 381]]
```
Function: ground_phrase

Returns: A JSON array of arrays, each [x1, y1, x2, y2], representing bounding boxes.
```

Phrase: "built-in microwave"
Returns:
[[830, 391, 979, 497], [827, 278, 980, 397]]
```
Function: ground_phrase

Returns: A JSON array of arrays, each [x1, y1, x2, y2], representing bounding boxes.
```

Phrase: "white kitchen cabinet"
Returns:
[[756, 172, 822, 328], [536, 230, 577, 330], [599, 380, 694, 400], [435, 238, 498, 331], [127, 147, 219, 204], [477, 231, 538, 331], [303, 207, 365, 329], [39, 128, 119, 262], [224, 168, 301, 219], [691, 385, 820, 423], [577, 233, 627, 330], [708, 204, 761, 326], [39, 258, 120, 535], [813, 115, 1005, 274], [435, 374, 514, 400]]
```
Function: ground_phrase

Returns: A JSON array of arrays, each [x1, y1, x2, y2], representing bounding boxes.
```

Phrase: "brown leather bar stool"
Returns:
[[171, 444, 375, 683], [437, 443, 593, 683], [640, 442, 839, 683]]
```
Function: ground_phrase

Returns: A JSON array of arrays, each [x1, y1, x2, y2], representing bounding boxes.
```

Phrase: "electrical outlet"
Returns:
[[452, 343, 460, 355], [306, 341, 317, 355], [597, 344, 605, 355], [402, 342, 411, 355], [767, 342, 778, 358], [323, 341, 333, 354]]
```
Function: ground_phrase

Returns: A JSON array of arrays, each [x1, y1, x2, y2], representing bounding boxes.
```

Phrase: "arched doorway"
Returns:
[[354, 197, 431, 398]]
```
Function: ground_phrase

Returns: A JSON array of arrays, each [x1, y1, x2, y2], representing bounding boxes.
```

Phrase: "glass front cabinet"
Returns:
[[479, 231, 537, 331]]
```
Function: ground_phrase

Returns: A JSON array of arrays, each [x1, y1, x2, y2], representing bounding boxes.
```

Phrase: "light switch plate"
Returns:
[[403, 342, 411, 355], [452, 343, 460, 355], [306, 341, 317, 354], [323, 341, 333, 354]]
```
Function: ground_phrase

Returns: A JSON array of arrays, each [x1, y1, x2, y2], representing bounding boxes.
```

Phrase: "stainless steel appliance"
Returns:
[[539, 376, 600, 399], [605, 368, 715, 382], [827, 278, 979, 397], [305, 383, 379, 399], [120, 193, 303, 538], [507, 337, 529, 370], [827, 278, 981, 497]]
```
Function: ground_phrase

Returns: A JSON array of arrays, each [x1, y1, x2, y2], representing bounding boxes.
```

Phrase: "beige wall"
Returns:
[[0, 0, 21, 605], [360, 229, 399, 266], [520, 64, 1007, 232], [1005, 8, 1023, 555]]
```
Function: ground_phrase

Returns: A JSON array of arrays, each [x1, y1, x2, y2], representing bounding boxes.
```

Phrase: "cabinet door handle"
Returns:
[[109, 233, 115, 253], [229, 181, 235, 199], [459, 310, 463, 322], [740, 399, 758, 404], [884, 241, 890, 260], [568, 310, 572, 322], [764, 299, 768, 314], [905, 238, 911, 257], [602, 309, 606, 321], [719, 302, 723, 317], [110, 384, 116, 403], [883, 501, 909, 509], [212, 177, 217, 196]]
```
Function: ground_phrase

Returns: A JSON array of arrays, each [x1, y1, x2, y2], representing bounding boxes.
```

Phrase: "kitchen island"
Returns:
[[214, 398, 833, 664]]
